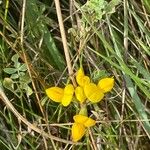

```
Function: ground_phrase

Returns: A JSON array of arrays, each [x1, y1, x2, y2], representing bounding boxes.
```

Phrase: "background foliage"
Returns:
[[0, 0, 150, 149]]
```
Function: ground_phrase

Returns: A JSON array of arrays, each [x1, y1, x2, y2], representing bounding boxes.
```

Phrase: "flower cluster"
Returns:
[[45, 67, 114, 142], [75, 68, 114, 103], [46, 68, 114, 105]]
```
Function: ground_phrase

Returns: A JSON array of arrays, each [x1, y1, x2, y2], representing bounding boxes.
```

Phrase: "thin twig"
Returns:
[[20, 0, 45, 117], [54, 0, 76, 86], [20, 0, 26, 45], [89, 129, 98, 150]]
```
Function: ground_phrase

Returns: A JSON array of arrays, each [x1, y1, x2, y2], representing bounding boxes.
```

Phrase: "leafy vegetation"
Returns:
[[0, 0, 150, 149]]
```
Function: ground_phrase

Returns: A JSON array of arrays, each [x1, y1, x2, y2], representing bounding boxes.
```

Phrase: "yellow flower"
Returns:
[[71, 114, 96, 142], [73, 115, 96, 127], [76, 68, 90, 87], [75, 68, 90, 103], [75, 86, 86, 103], [45, 87, 63, 102], [45, 84, 74, 106], [98, 77, 114, 93], [75, 68, 114, 103], [84, 83, 104, 103], [72, 123, 86, 142]]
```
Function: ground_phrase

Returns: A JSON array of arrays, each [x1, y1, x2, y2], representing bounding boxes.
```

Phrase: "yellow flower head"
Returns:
[[71, 114, 96, 142], [45, 84, 74, 107], [73, 115, 96, 127], [75, 68, 114, 103], [98, 77, 114, 93], [84, 83, 104, 103], [76, 68, 90, 87]]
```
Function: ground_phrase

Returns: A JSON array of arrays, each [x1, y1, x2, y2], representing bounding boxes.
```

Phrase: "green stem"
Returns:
[[79, 103, 88, 116]]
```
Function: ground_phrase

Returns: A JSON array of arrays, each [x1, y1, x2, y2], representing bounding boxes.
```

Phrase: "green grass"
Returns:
[[0, 0, 150, 149]]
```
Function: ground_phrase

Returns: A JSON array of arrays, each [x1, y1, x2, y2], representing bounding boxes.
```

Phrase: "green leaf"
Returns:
[[10, 74, 19, 79], [25, 0, 65, 71], [92, 70, 109, 81], [20, 72, 25, 77], [142, 0, 150, 13], [3, 68, 17, 74], [11, 54, 19, 64], [85, 0, 107, 11], [20, 83, 33, 96], [125, 75, 150, 134], [130, 10, 150, 37], [3, 78, 14, 91], [14, 62, 21, 69], [19, 73, 31, 84], [83, 0, 107, 21], [24, 85, 33, 96], [11, 54, 21, 69], [137, 39, 150, 56], [42, 29, 65, 70], [41, 97, 48, 106], [19, 64, 27, 71], [105, 0, 121, 14], [131, 59, 150, 81]]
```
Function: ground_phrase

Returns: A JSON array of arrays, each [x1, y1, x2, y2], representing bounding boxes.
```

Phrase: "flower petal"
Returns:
[[64, 84, 74, 95], [75, 86, 86, 103], [76, 68, 85, 86], [76, 68, 90, 87], [73, 115, 88, 124], [61, 84, 74, 106], [84, 118, 96, 127], [45, 87, 63, 102], [98, 77, 114, 93], [84, 83, 104, 103], [82, 76, 90, 86], [72, 123, 86, 142]]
